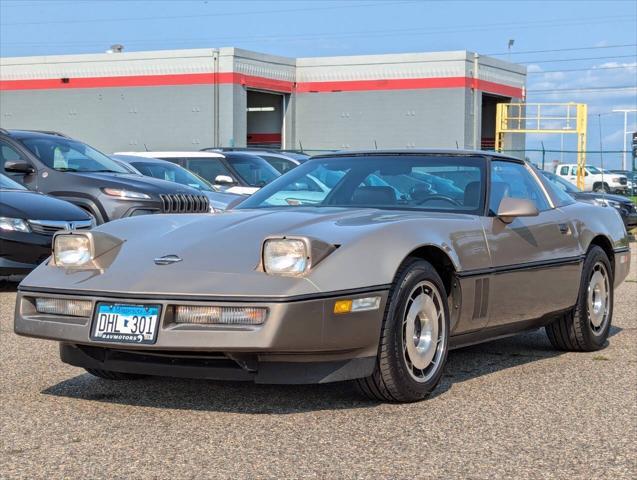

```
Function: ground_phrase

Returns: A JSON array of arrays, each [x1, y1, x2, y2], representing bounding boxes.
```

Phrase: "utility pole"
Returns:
[[612, 108, 637, 170]]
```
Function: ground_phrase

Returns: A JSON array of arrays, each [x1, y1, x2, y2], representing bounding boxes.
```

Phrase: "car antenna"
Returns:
[[598, 114, 606, 201], [373, 140, 378, 150], [455, 140, 459, 150], [143, 143, 149, 152]]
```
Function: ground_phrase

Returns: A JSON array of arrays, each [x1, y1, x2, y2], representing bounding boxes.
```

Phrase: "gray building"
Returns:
[[0, 48, 526, 154]]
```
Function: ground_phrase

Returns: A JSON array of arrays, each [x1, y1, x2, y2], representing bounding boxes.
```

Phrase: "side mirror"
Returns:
[[214, 174, 235, 185], [4, 160, 35, 174], [497, 197, 539, 224]]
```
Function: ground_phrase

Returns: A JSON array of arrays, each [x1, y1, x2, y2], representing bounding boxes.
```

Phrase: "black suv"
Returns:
[[0, 130, 210, 224]]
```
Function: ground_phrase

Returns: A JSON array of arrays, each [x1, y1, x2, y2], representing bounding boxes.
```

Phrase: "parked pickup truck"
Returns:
[[555, 163, 628, 194]]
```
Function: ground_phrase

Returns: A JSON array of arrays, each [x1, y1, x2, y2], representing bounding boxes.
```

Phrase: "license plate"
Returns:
[[91, 303, 161, 344]]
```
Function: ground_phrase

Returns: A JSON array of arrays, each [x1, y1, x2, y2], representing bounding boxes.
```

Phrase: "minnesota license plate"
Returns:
[[91, 303, 161, 344]]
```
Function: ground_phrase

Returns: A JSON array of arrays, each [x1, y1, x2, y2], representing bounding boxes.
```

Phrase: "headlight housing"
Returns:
[[53, 234, 93, 267], [52, 231, 122, 269], [263, 238, 308, 276], [102, 188, 151, 200], [261, 236, 336, 276], [592, 198, 621, 209], [0, 216, 30, 233]]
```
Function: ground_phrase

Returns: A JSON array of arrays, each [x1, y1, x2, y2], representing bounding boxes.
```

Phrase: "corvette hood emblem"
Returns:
[[154, 254, 183, 265]]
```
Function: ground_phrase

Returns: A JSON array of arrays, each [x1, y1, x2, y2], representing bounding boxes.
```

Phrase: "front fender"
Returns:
[[306, 215, 489, 291]]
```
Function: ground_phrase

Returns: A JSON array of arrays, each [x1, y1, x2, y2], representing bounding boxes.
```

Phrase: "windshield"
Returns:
[[237, 154, 486, 214], [20, 137, 129, 173], [543, 171, 580, 192], [225, 155, 280, 187], [587, 165, 602, 174], [131, 161, 213, 191], [0, 174, 27, 190]]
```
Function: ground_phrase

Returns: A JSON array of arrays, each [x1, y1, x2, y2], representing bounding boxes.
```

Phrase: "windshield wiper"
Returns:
[[91, 169, 121, 173], [55, 167, 80, 172]]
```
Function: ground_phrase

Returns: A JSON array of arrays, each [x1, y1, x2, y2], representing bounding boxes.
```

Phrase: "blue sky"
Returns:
[[1, 0, 636, 168]]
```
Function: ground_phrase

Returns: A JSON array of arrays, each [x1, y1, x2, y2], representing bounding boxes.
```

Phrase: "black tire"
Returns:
[[593, 183, 610, 193], [85, 368, 145, 380], [545, 245, 613, 351], [355, 258, 449, 402]]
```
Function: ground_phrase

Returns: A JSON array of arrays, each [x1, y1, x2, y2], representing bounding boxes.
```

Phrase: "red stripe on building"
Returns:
[[0, 73, 522, 98], [0, 72, 294, 93], [297, 76, 523, 98], [219, 73, 294, 93]]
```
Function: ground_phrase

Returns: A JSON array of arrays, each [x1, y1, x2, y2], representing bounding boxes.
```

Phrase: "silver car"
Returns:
[[14, 150, 630, 402]]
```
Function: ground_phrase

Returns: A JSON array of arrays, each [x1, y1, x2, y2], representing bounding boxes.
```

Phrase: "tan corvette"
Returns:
[[14, 151, 630, 402]]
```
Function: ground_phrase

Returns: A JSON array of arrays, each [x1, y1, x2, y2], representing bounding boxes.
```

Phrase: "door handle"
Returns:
[[559, 223, 570, 234]]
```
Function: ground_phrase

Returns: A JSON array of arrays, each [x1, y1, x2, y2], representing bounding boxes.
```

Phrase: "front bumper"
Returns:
[[14, 288, 388, 383], [621, 211, 637, 228], [0, 232, 51, 277]]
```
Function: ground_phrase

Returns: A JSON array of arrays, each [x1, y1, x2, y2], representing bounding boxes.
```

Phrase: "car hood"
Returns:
[[0, 189, 90, 221], [572, 192, 631, 203], [20, 207, 475, 298], [68, 172, 204, 196], [203, 190, 244, 210]]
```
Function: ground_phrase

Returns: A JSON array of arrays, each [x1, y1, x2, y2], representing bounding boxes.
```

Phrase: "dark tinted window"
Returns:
[[0, 141, 25, 174], [20, 137, 128, 173], [180, 158, 235, 185], [260, 155, 297, 174], [225, 155, 280, 187], [132, 161, 212, 191]]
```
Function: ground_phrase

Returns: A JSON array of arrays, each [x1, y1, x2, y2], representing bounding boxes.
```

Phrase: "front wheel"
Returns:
[[356, 258, 449, 402], [545, 245, 613, 351], [593, 183, 610, 193]]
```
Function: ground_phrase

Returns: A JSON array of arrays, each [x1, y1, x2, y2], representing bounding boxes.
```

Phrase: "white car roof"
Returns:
[[114, 151, 225, 159]]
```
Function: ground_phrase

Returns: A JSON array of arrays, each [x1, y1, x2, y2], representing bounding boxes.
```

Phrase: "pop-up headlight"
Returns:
[[54, 234, 93, 267], [261, 236, 336, 277], [52, 231, 122, 269]]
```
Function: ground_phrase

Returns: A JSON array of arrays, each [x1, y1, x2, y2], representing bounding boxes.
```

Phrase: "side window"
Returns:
[[560, 166, 569, 175], [571, 166, 578, 176], [0, 141, 24, 173], [183, 158, 234, 184], [131, 163, 153, 177], [536, 171, 576, 208], [261, 155, 293, 174], [490, 161, 551, 214]]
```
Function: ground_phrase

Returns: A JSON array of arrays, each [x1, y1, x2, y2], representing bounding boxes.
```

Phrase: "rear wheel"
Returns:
[[545, 246, 613, 351], [85, 368, 145, 380], [356, 258, 449, 402]]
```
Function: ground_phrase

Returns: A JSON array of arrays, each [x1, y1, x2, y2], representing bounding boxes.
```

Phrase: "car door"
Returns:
[[482, 159, 582, 327]]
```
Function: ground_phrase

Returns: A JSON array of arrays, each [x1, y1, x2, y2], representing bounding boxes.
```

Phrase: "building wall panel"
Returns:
[[1, 85, 216, 152], [295, 89, 467, 151]]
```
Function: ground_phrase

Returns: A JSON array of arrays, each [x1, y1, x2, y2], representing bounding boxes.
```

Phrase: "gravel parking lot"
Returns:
[[1, 247, 635, 479]]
